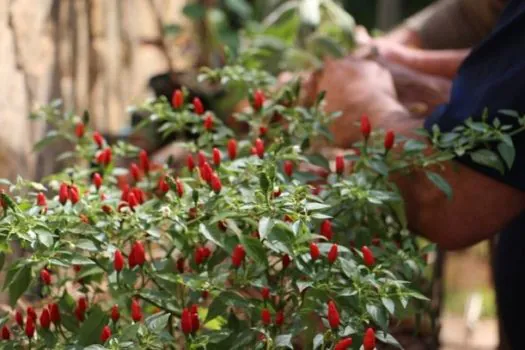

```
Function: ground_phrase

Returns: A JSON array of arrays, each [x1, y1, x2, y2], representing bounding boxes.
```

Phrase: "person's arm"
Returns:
[[388, 0, 506, 50], [376, 111, 525, 250], [380, 47, 470, 79]]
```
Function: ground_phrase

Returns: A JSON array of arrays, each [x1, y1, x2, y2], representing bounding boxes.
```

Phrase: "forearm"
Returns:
[[376, 110, 525, 249], [384, 47, 470, 79]]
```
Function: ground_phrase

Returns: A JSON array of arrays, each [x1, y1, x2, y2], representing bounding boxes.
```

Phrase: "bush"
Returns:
[[0, 51, 517, 350]]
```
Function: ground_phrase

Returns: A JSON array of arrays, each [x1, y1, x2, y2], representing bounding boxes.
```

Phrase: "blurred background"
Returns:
[[0, 1, 499, 349]]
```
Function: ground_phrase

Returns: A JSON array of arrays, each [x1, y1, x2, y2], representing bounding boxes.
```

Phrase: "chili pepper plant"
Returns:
[[0, 51, 519, 349]]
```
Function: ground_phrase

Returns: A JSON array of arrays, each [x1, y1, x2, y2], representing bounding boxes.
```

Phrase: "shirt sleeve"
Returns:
[[404, 0, 506, 49]]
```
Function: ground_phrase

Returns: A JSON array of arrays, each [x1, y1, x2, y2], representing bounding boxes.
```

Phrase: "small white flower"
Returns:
[[161, 206, 172, 218]]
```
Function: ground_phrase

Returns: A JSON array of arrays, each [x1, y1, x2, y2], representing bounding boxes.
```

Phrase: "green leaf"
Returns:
[[225, 0, 252, 19], [258, 217, 274, 240], [275, 334, 293, 349], [366, 304, 388, 329], [199, 224, 224, 248], [425, 171, 453, 200], [9, 265, 31, 306], [240, 236, 268, 266], [403, 139, 427, 152], [146, 312, 170, 334], [497, 141, 515, 169], [77, 307, 109, 346], [259, 172, 270, 193], [35, 228, 54, 248], [34, 130, 59, 151], [182, 3, 206, 20], [470, 149, 505, 174], [376, 331, 402, 349], [313, 334, 324, 349], [381, 297, 395, 315], [119, 323, 141, 341], [368, 159, 388, 176], [304, 202, 330, 211]]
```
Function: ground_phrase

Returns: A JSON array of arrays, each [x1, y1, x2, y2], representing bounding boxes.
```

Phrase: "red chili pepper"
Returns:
[[275, 310, 284, 326], [92, 173, 102, 190], [254, 138, 265, 159], [40, 269, 51, 285], [197, 151, 207, 167], [75, 122, 85, 138], [129, 241, 146, 268], [15, 310, 24, 327], [210, 173, 222, 194], [283, 160, 294, 177], [175, 178, 184, 198], [111, 304, 120, 322], [127, 192, 139, 210], [227, 139, 237, 160], [194, 246, 206, 265], [261, 287, 270, 300], [114, 249, 124, 272], [253, 90, 265, 111], [69, 185, 80, 204], [361, 246, 375, 267], [335, 155, 345, 175], [328, 244, 338, 264], [187, 154, 195, 172], [49, 303, 60, 324], [100, 325, 112, 342], [320, 219, 333, 241], [172, 89, 184, 108], [282, 254, 291, 269], [384, 130, 395, 150], [132, 187, 145, 204], [77, 297, 88, 314], [200, 162, 213, 183], [37, 192, 47, 207], [231, 244, 246, 268], [360, 114, 371, 140], [157, 176, 169, 194], [259, 125, 268, 136], [327, 300, 340, 329], [26, 307, 37, 322], [93, 131, 104, 148], [176, 257, 185, 273], [261, 308, 271, 326], [191, 305, 200, 333], [39, 308, 51, 329], [310, 242, 320, 261], [130, 163, 141, 182], [1, 325, 10, 340], [334, 338, 353, 350], [139, 150, 150, 175], [181, 308, 193, 334], [212, 147, 221, 166], [193, 97, 205, 115], [363, 328, 376, 350], [204, 114, 214, 131], [25, 316, 35, 338], [75, 306, 85, 322], [131, 299, 142, 322], [59, 183, 69, 205]]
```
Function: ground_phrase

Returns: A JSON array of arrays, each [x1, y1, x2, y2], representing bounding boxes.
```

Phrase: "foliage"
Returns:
[[0, 49, 521, 349]]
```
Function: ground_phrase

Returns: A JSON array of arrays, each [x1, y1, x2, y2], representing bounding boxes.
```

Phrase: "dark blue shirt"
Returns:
[[424, 1, 525, 347]]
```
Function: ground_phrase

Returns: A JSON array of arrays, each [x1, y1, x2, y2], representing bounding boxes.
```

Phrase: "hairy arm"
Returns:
[[378, 111, 525, 250]]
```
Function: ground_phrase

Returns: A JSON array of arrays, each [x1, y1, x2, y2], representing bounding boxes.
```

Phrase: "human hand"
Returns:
[[315, 57, 408, 147]]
